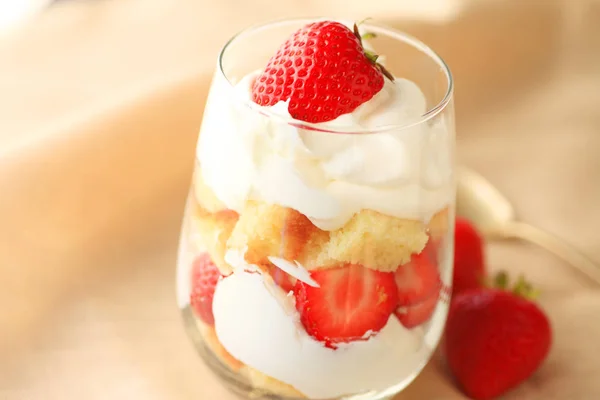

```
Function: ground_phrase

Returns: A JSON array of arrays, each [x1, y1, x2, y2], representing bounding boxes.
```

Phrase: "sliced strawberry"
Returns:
[[394, 243, 441, 307], [190, 253, 221, 325], [394, 292, 439, 328], [271, 265, 297, 293], [294, 264, 398, 346]]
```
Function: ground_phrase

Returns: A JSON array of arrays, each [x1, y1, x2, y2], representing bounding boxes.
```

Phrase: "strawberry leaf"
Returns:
[[489, 271, 540, 300], [361, 32, 377, 40]]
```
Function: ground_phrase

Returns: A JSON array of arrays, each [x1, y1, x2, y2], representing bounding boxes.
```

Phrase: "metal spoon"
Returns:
[[456, 166, 600, 286]]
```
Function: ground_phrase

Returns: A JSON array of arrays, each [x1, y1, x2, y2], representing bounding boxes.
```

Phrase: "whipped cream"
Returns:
[[213, 270, 427, 398], [197, 68, 453, 230]]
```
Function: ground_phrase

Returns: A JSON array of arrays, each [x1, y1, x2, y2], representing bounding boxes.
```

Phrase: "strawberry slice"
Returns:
[[294, 264, 398, 346], [190, 253, 221, 325], [393, 243, 441, 328], [394, 242, 441, 307], [271, 265, 297, 293], [394, 292, 439, 328]]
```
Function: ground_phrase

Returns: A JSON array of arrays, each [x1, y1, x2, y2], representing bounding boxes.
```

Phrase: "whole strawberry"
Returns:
[[190, 253, 222, 325], [252, 21, 391, 123], [453, 217, 486, 295], [444, 275, 552, 400]]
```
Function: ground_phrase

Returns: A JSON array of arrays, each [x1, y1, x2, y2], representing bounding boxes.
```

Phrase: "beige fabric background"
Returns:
[[1, 0, 599, 399]]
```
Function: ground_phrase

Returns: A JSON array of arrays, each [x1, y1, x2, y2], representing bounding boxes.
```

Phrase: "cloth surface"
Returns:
[[1, 0, 600, 398]]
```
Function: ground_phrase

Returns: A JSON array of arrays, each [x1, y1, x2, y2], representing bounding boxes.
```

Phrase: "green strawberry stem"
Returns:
[[353, 23, 364, 46], [353, 22, 394, 82], [356, 17, 373, 27], [376, 62, 395, 82], [365, 51, 379, 63], [494, 271, 510, 289], [361, 32, 377, 40], [490, 271, 540, 300]]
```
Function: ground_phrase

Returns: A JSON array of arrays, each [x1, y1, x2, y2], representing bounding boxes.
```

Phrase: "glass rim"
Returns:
[[217, 17, 454, 134]]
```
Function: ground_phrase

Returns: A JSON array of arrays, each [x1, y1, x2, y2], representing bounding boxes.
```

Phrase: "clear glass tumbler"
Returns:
[[176, 18, 455, 400]]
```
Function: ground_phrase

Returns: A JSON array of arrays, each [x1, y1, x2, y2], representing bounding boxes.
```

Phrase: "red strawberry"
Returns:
[[394, 293, 439, 328], [294, 264, 398, 346], [453, 217, 486, 295], [271, 266, 297, 293], [394, 243, 441, 306], [393, 241, 441, 327], [190, 253, 221, 325], [251, 21, 391, 123], [444, 277, 552, 400]]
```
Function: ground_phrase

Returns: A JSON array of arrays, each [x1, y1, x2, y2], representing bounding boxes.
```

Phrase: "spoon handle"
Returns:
[[488, 221, 600, 286]]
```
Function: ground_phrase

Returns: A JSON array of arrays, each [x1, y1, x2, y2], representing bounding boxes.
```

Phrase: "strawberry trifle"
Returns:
[[177, 18, 455, 400]]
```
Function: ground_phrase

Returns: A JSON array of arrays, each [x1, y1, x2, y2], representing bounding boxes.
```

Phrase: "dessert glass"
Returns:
[[177, 18, 455, 400]]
